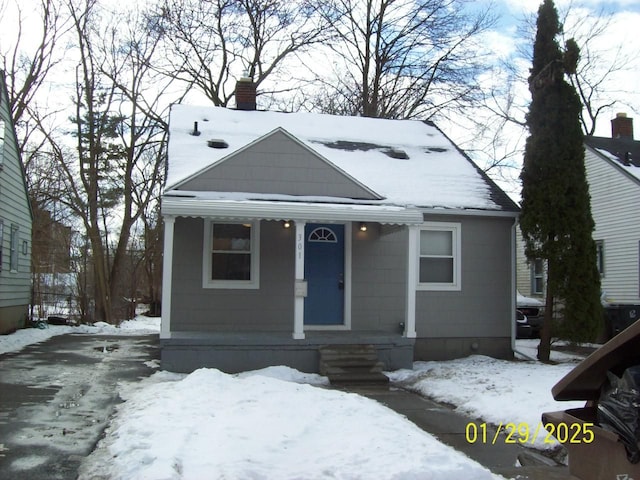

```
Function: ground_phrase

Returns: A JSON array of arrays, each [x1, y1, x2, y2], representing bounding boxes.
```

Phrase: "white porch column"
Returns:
[[404, 225, 418, 338], [293, 220, 306, 339], [161, 215, 175, 339]]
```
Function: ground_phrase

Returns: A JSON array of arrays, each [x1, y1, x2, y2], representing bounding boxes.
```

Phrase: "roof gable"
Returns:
[[172, 128, 381, 200], [166, 105, 519, 212], [585, 136, 640, 185]]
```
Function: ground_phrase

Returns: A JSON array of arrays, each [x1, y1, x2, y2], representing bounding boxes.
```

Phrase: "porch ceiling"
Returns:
[[161, 195, 424, 225]]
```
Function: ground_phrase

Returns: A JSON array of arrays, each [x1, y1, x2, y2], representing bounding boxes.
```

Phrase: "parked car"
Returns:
[[516, 310, 533, 339], [517, 292, 545, 338]]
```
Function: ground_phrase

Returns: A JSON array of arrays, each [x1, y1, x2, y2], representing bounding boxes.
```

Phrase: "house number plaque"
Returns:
[[297, 232, 304, 260]]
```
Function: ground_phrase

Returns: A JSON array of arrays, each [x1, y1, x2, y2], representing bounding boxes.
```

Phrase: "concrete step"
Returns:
[[322, 358, 385, 369], [319, 344, 388, 385], [326, 371, 390, 385], [323, 364, 385, 375]]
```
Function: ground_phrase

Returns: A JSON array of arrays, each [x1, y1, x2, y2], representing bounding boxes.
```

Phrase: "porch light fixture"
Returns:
[[283, 220, 291, 229], [359, 222, 368, 232]]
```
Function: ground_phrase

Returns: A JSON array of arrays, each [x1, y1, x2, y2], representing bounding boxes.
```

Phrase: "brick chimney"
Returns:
[[611, 112, 634, 139], [235, 76, 257, 111]]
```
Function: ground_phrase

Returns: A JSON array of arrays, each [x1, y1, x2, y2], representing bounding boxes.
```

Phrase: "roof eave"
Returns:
[[161, 196, 424, 225]]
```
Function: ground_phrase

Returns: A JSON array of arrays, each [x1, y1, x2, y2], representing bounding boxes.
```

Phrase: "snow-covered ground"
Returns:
[[389, 343, 585, 450], [1, 320, 592, 479], [0, 316, 161, 355]]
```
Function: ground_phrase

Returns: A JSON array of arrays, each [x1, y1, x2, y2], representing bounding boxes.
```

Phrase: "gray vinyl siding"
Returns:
[[170, 215, 513, 340], [171, 219, 408, 334], [0, 73, 32, 329], [170, 217, 294, 331], [415, 215, 513, 339], [585, 147, 640, 302], [177, 130, 379, 200], [351, 224, 407, 332]]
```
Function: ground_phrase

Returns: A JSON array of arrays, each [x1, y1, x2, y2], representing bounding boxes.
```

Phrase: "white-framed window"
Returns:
[[0, 219, 4, 271], [417, 222, 461, 291], [531, 258, 545, 294], [203, 220, 260, 289], [10, 224, 18, 272], [0, 119, 6, 168], [595, 240, 605, 277]]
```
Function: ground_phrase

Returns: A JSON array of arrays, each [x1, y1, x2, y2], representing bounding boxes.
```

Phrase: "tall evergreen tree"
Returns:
[[520, 0, 602, 362]]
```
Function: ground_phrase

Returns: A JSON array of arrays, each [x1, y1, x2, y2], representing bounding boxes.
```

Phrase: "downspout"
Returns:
[[511, 217, 536, 361]]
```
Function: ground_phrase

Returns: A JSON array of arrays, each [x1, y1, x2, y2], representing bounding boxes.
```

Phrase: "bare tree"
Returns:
[[305, 0, 496, 120], [559, 6, 636, 135], [151, 0, 331, 106], [461, 2, 637, 183], [31, 0, 170, 323], [0, 0, 71, 147], [483, 3, 635, 139]]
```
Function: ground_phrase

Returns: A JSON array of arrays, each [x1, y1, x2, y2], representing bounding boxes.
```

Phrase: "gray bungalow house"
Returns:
[[0, 71, 32, 333], [161, 80, 520, 373]]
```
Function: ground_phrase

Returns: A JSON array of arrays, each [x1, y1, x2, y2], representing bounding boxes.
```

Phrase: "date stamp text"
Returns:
[[465, 421, 595, 446]]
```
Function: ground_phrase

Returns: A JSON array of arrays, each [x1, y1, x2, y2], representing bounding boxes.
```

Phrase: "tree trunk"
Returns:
[[538, 275, 555, 362]]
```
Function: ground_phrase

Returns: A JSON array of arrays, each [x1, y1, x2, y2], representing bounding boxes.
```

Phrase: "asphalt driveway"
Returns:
[[0, 333, 159, 480]]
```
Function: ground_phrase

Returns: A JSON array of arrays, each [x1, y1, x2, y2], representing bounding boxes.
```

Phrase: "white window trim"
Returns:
[[595, 240, 605, 278], [0, 219, 4, 272], [531, 258, 545, 295], [416, 222, 461, 291], [10, 224, 19, 273], [202, 219, 260, 289], [0, 119, 6, 168]]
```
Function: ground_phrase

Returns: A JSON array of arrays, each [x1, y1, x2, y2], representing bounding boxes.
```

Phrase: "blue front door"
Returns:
[[304, 224, 345, 325]]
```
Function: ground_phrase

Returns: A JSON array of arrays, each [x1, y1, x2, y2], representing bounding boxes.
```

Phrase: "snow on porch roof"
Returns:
[[161, 193, 425, 224], [165, 105, 518, 212]]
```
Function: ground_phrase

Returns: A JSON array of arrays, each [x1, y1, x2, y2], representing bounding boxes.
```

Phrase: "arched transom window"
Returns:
[[308, 227, 337, 243]]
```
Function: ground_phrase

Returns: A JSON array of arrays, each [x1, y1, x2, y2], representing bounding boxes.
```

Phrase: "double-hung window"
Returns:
[[417, 222, 461, 291], [203, 220, 260, 289], [10, 224, 18, 272], [531, 258, 545, 294], [0, 119, 6, 169], [0, 220, 3, 271], [595, 240, 605, 277]]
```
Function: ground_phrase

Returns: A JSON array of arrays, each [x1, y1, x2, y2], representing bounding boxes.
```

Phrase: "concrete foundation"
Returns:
[[414, 337, 513, 361], [0, 305, 28, 335], [161, 332, 415, 373]]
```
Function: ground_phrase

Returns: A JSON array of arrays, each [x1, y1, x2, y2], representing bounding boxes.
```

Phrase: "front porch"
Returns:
[[160, 331, 415, 374]]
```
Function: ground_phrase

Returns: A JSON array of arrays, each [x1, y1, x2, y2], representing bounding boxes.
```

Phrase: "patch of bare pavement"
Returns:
[[0, 333, 159, 479]]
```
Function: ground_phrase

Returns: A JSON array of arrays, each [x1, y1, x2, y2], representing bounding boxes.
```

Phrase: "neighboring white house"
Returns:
[[517, 113, 640, 306], [0, 70, 33, 333]]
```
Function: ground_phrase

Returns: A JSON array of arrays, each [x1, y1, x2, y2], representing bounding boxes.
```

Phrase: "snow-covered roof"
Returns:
[[585, 135, 640, 183], [165, 105, 518, 212]]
